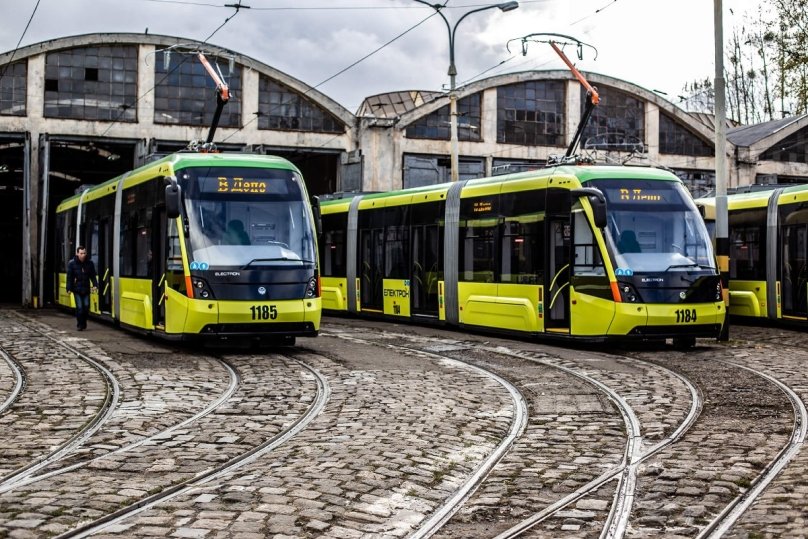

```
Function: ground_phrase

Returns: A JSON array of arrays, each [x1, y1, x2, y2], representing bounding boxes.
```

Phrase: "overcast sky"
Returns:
[[2, 0, 761, 113]]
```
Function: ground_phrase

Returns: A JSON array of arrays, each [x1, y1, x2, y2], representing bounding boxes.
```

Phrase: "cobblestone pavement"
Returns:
[[0, 309, 807, 538]]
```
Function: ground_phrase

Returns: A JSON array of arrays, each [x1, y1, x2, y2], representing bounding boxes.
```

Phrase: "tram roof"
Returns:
[[56, 152, 300, 211], [321, 164, 680, 207]]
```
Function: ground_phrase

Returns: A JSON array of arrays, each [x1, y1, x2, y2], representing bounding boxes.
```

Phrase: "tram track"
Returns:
[[0, 354, 241, 493], [0, 320, 121, 492], [695, 359, 807, 538], [326, 332, 530, 539], [0, 345, 25, 416], [326, 323, 714, 539], [474, 346, 702, 539], [57, 354, 330, 538], [326, 325, 701, 539]]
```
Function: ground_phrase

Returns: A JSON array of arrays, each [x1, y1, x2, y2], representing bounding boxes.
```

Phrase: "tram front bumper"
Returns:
[[610, 301, 725, 339]]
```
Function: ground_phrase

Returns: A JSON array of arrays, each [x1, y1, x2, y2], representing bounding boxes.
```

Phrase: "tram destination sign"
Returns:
[[196, 175, 276, 195], [598, 185, 680, 204]]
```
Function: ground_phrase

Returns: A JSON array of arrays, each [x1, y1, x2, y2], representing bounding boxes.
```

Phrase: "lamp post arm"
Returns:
[[451, 5, 501, 54], [412, 0, 453, 74]]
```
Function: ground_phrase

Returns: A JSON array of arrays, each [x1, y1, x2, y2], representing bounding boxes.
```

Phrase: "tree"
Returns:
[[679, 0, 806, 122], [773, 0, 808, 114]]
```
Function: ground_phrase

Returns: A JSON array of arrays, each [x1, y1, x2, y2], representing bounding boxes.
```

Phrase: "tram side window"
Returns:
[[136, 217, 152, 277], [460, 195, 498, 283], [120, 211, 135, 276], [167, 218, 183, 271], [166, 218, 186, 293], [385, 226, 408, 278], [572, 209, 605, 275], [729, 209, 766, 280], [499, 191, 544, 284], [120, 182, 158, 278], [320, 213, 348, 277], [384, 206, 409, 279]]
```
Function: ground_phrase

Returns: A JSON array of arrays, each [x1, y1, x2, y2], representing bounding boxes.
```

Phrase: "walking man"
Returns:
[[66, 246, 98, 331]]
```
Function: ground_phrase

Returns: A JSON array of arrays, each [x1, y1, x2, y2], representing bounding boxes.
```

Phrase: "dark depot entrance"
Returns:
[[0, 134, 27, 303]]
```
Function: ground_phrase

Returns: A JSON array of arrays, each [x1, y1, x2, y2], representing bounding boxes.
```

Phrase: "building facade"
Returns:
[[2, 33, 808, 306]]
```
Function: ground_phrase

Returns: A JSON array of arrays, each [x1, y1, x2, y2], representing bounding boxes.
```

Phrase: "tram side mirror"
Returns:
[[165, 176, 182, 219], [311, 195, 322, 236], [571, 187, 607, 229]]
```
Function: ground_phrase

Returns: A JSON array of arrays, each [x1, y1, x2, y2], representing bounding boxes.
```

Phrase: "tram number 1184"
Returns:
[[251, 305, 278, 320], [674, 308, 697, 323]]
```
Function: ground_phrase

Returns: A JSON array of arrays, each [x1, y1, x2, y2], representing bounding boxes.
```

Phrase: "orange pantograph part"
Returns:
[[197, 53, 230, 102], [550, 42, 599, 105]]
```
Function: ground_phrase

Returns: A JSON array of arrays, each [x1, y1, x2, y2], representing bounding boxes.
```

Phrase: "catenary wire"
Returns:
[[0, 0, 42, 83], [98, 2, 244, 137], [221, 10, 439, 143]]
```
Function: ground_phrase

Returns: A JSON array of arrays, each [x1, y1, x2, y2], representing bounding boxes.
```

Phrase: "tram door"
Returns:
[[97, 218, 113, 313], [359, 227, 384, 312], [152, 208, 167, 327], [411, 224, 441, 317], [780, 224, 808, 317], [546, 218, 572, 330]]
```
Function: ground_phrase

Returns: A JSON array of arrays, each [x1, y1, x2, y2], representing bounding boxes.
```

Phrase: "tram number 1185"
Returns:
[[251, 305, 278, 320], [674, 308, 697, 323]]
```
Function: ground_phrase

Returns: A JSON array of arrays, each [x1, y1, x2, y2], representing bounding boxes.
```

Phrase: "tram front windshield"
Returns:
[[180, 167, 316, 268], [588, 179, 716, 273]]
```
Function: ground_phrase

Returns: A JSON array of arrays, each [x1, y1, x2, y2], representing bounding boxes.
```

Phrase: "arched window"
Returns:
[[0, 61, 26, 116], [406, 93, 482, 141], [497, 81, 565, 146], [154, 53, 242, 127], [659, 112, 713, 156], [258, 76, 343, 133], [580, 86, 644, 151], [761, 126, 808, 163], [44, 46, 137, 122]]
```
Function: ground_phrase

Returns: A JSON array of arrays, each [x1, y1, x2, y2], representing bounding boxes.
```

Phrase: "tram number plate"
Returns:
[[674, 308, 697, 323], [251, 305, 278, 320]]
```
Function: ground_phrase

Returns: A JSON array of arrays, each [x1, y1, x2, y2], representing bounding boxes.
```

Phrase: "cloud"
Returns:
[[1, 0, 762, 111]]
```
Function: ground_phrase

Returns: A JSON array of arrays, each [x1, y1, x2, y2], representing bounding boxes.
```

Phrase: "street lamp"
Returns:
[[414, 0, 519, 181]]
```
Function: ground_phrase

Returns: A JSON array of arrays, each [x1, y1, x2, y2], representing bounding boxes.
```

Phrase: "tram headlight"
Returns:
[[305, 276, 319, 298], [191, 277, 214, 299], [716, 281, 722, 301], [619, 283, 640, 303]]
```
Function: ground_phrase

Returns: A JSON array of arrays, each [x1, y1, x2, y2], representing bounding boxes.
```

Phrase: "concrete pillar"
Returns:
[[26, 53, 45, 307], [645, 101, 660, 160], [565, 80, 581, 149]]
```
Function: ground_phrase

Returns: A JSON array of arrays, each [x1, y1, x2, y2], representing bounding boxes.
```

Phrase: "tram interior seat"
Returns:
[[618, 230, 641, 253]]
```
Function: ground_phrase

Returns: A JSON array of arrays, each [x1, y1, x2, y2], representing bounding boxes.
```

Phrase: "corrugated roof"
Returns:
[[727, 114, 808, 147], [356, 90, 444, 118], [689, 112, 740, 131]]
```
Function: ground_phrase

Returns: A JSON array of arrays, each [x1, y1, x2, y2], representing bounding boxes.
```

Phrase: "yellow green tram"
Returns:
[[697, 184, 808, 324], [54, 152, 321, 343], [319, 165, 725, 346]]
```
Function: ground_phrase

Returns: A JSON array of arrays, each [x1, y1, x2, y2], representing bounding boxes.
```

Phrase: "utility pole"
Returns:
[[714, 0, 730, 340], [413, 1, 519, 181]]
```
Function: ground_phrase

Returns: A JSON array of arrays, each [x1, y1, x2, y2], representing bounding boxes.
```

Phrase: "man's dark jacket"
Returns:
[[66, 256, 98, 296]]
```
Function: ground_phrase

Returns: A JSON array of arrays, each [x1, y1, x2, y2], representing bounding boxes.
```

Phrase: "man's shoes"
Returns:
[[77, 327, 84, 331]]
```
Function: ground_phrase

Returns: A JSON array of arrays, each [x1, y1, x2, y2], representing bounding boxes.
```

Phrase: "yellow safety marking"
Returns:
[[549, 264, 569, 292], [548, 282, 569, 310]]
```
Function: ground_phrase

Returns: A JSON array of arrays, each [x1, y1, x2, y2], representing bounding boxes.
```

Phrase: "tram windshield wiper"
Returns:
[[665, 262, 702, 271], [242, 257, 293, 268]]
